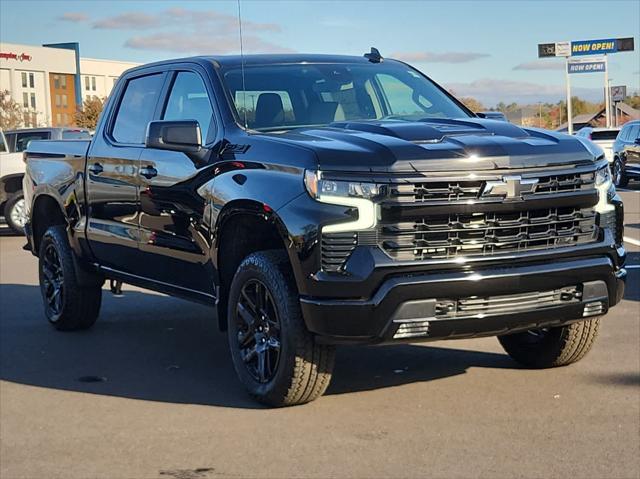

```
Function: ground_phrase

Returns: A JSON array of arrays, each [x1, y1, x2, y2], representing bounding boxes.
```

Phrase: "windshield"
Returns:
[[222, 62, 471, 131]]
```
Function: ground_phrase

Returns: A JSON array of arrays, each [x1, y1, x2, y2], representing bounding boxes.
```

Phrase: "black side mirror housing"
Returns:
[[145, 120, 202, 154], [634, 137, 640, 145]]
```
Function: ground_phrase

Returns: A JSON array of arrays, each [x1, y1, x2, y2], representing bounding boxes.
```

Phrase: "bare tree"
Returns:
[[75, 96, 105, 130], [0, 90, 24, 130]]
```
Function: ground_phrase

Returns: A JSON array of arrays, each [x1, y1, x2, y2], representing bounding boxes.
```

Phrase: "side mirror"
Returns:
[[145, 120, 202, 154], [634, 137, 640, 145]]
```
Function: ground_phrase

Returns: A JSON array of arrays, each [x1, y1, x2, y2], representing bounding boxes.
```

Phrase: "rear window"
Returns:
[[15, 131, 50, 152], [62, 129, 91, 140], [112, 73, 164, 144], [591, 130, 619, 140]]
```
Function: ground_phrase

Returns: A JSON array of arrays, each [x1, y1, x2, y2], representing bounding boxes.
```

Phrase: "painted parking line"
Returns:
[[626, 265, 640, 269], [624, 236, 640, 247]]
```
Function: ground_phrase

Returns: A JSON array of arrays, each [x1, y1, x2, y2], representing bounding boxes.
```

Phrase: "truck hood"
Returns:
[[259, 118, 600, 172]]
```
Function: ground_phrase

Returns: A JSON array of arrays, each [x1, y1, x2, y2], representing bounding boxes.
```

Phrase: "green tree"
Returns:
[[0, 90, 24, 130], [75, 96, 105, 130], [459, 97, 484, 112]]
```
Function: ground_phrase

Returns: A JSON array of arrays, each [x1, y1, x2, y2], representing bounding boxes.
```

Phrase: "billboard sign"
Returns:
[[567, 56, 606, 74], [610, 85, 626, 102], [571, 39, 617, 56], [538, 41, 570, 58]]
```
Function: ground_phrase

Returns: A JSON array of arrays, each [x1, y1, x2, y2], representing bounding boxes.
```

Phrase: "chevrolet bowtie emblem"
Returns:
[[481, 176, 538, 200]]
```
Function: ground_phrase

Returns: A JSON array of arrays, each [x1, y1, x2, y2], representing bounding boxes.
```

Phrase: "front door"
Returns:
[[137, 70, 217, 295], [85, 72, 166, 274]]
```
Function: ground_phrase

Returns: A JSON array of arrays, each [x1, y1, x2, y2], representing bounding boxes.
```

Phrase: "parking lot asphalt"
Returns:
[[1, 187, 639, 479]]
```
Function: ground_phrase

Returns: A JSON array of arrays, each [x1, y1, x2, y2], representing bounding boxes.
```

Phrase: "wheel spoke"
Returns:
[[256, 347, 267, 382], [237, 302, 255, 328]]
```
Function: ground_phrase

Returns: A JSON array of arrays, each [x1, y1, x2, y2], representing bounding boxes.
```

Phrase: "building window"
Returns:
[[54, 75, 60, 89], [84, 76, 89, 90], [62, 94, 68, 107], [30, 92, 36, 109], [21, 72, 27, 88], [55, 94, 61, 107], [60, 75, 67, 89], [91, 76, 96, 91], [29, 73, 35, 88], [23, 92, 28, 108], [63, 113, 69, 125], [56, 113, 62, 124]]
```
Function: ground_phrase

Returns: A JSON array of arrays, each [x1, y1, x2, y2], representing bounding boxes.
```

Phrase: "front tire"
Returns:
[[38, 225, 103, 331], [612, 158, 628, 187], [4, 192, 27, 235], [227, 250, 335, 407], [498, 318, 600, 368]]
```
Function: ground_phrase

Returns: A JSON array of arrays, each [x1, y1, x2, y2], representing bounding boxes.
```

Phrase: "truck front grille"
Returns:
[[389, 171, 595, 204], [379, 207, 597, 261]]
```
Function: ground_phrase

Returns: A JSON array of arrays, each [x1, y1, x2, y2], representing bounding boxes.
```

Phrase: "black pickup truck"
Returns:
[[24, 51, 626, 406]]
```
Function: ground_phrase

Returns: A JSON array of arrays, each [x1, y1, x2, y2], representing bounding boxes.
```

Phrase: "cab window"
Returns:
[[163, 72, 214, 143], [112, 73, 164, 144]]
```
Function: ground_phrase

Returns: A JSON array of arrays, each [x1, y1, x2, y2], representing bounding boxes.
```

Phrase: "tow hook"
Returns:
[[109, 279, 123, 296]]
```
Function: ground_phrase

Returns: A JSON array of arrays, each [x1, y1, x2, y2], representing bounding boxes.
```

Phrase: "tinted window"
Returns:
[[62, 130, 91, 140], [629, 125, 640, 141], [5, 133, 16, 152], [163, 72, 214, 142], [223, 62, 469, 131], [15, 132, 50, 152], [0, 133, 6, 153], [112, 73, 164, 144], [591, 130, 619, 140]]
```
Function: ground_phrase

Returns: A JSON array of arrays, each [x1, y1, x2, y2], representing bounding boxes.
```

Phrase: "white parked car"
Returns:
[[0, 129, 27, 234], [575, 127, 620, 163]]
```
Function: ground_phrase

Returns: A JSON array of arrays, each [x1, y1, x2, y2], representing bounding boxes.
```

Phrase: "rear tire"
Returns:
[[38, 225, 103, 331], [4, 192, 27, 235], [498, 318, 600, 368], [612, 158, 628, 187], [227, 250, 335, 407]]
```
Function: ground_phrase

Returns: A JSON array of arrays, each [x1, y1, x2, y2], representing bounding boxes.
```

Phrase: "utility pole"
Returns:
[[565, 57, 573, 134], [604, 56, 611, 128]]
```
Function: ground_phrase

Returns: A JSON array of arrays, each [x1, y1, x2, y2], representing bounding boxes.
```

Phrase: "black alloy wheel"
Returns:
[[41, 243, 65, 318], [234, 279, 281, 383]]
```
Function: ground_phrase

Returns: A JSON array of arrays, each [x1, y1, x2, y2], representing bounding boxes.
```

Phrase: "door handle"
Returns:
[[140, 166, 158, 179], [88, 163, 103, 175]]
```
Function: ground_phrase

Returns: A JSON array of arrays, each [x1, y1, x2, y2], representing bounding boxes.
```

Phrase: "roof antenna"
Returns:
[[364, 47, 383, 63], [237, 0, 248, 128]]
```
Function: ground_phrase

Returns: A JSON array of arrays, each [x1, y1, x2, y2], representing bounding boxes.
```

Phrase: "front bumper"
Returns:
[[300, 256, 626, 345]]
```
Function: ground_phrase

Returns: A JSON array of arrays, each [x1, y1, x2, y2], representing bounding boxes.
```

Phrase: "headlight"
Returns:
[[304, 170, 382, 233], [595, 165, 611, 186]]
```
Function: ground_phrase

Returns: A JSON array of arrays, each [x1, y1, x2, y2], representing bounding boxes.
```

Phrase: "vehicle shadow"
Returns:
[[0, 283, 520, 408]]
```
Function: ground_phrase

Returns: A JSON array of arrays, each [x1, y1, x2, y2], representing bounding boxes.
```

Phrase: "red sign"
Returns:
[[0, 52, 33, 62]]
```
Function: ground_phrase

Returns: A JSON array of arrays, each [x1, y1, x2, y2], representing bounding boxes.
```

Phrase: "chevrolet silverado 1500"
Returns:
[[23, 51, 626, 406]]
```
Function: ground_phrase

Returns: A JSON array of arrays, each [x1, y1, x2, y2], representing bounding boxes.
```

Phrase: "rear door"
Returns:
[[85, 71, 166, 274], [138, 68, 218, 295]]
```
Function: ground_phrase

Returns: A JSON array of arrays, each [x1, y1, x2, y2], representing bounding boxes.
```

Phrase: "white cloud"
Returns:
[[513, 60, 565, 71], [58, 12, 89, 23], [391, 51, 490, 64], [446, 78, 602, 106], [125, 33, 293, 55]]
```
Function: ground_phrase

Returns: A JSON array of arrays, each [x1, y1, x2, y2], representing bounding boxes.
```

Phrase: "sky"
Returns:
[[1, 0, 639, 107]]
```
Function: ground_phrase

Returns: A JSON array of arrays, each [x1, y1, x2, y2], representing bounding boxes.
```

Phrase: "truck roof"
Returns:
[[125, 53, 387, 73]]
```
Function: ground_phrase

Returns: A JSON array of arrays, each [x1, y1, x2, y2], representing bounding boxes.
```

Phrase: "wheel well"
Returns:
[[32, 195, 66, 254], [216, 213, 287, 330]]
